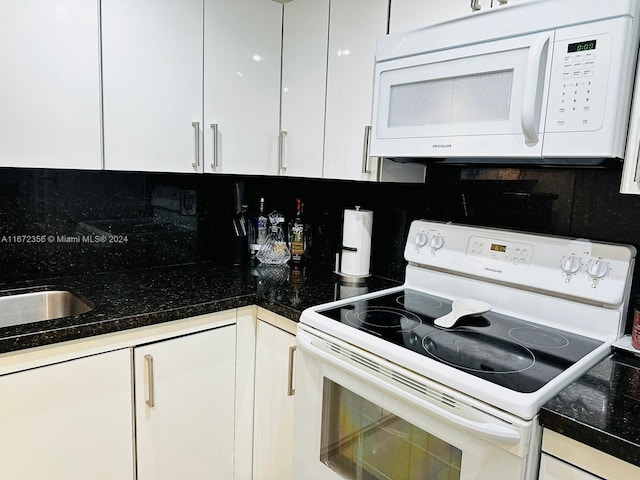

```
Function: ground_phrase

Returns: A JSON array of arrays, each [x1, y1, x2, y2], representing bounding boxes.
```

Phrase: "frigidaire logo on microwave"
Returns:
[[433, 144, 452, 149]]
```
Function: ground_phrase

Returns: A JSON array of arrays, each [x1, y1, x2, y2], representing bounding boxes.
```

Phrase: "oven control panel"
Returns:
[[466, 236, 534, 269], [405, 220, 636, 306]]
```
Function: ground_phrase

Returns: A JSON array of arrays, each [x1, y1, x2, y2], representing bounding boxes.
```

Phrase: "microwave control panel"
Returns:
[[546, 18, 623, 135], [546, 31, 612, 133]]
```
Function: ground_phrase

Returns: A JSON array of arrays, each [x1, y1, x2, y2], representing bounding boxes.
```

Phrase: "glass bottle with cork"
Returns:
[[288, 198, 306, 264]]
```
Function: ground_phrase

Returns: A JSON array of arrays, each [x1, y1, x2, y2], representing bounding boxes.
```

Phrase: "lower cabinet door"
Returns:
[[134, 325, 236, 480], [0, 349, 134, 480], [253, 320, 297, 480], [539, 454, 602, 480]]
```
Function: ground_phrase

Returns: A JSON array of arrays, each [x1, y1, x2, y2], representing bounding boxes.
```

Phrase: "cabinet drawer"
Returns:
[[540, 454, 602, 480]]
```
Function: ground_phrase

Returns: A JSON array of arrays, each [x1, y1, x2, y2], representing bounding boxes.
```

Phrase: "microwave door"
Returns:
[[370, 31, 553, 159]]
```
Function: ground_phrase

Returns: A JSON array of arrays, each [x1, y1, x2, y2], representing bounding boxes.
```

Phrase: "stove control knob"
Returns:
[[429, 235, 444, 251], [561, 255, 581, 274], [588, 260, 609, 279], [415, 232, 428, 247]]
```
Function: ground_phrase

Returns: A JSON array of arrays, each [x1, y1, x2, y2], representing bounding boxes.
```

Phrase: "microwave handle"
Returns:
[[521, 34, 550, 147]]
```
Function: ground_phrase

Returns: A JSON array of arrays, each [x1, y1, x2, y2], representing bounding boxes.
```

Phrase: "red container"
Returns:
[[632, 307, 640, 350]]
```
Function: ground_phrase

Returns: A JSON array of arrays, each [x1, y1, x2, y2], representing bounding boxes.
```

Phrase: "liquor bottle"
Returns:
[[288, 198, 306, 264], [249, 197, 269, 259]]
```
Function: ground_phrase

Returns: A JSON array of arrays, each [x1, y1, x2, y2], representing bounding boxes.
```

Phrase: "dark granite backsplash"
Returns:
[[2, 164, 640, 326]]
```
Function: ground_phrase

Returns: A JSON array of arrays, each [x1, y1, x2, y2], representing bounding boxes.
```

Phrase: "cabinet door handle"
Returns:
[[210, 123, 219, 170], [144, 354, 155, 408], [279, 130, 288, 174], [192, 121, 201, 169], [287, 345, 297, 396], [362, 125, 372, 174]]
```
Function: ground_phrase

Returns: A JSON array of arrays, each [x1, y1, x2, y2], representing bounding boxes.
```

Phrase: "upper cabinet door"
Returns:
[[390, 0, 472, 33], [0, 0, 102, 170], [322, 0, 388, 181], [389, 0, 521, 33], [102, 0, 204, 173], [280, 0, 330, 178], [203, 0, 282, 176]]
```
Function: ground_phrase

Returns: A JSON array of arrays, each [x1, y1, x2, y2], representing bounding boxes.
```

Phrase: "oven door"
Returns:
[[292, 325, 539, 480]]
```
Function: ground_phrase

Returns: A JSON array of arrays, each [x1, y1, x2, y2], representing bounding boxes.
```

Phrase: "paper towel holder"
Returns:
[[334, 251, 371, 284], [334, 205, 373, 283]]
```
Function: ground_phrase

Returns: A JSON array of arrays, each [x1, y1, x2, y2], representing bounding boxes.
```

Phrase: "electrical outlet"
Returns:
[[181, 190, 197, 216]]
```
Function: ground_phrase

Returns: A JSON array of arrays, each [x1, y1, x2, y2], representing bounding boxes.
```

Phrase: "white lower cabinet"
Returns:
[[0, 349, 134, 480], [539, 454, 601, 480], [0, 307, 304, 480], [134, 325, 237, 480], [0, 310, 238, 480], [253, 317, 297, 480], [541, 429, 640, 480]]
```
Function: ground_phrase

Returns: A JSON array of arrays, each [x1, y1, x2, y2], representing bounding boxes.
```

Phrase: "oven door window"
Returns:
[[321, 378, 462, 480]]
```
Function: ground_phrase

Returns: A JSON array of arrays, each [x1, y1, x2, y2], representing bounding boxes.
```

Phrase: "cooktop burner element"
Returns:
[[318, 288, 603, 393], [395, 293, 443, 311], [508, 327, 570, 348], [423, 330, 535, 374], [343, 306, 422, 332]]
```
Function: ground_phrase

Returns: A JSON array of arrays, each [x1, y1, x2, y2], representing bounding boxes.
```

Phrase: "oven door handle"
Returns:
[[298, 332, 521, 447]]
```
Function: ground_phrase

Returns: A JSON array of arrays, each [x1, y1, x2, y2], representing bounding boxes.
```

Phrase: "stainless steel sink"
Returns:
[[0, 290, 93, 327]]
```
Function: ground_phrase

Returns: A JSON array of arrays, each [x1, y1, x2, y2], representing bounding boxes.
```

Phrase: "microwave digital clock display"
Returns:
[[567, 40, 597, 53]]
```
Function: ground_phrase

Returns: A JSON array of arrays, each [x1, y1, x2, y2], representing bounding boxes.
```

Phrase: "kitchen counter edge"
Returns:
[[540, 351, 640, 468]]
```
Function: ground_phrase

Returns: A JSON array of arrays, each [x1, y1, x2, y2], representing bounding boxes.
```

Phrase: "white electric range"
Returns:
[[292, 220, 635, 480]]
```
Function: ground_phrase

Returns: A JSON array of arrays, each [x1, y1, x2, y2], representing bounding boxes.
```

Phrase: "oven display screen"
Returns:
[[567, 40, 596, 52], [490, 243, 507, 253]]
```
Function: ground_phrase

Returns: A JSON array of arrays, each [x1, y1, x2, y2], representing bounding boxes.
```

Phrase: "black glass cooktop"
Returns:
[[317, 288, 603, 393]]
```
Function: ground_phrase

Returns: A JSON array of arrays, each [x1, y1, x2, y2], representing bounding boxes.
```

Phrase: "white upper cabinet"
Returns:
[[102, 0, 204, 173], [280, 0, 330, 178], [389, 0, 520, 34], [322, 0, 388, 181], [102, 0, 282, 175], [282, 0, 424, 182], [390, 0, 473, 33], [0, 0, 102, 169], [621, 51, 640, 194], [203, 0, 282, 175]]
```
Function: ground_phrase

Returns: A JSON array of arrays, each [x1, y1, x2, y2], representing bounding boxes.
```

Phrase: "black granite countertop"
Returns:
[[0, 261, 400, 354], [540, 350, 640, 467], [13, 259, 640, 468]]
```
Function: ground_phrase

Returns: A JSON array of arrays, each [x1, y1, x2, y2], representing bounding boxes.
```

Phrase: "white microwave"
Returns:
[[370, 0, 640, 164]]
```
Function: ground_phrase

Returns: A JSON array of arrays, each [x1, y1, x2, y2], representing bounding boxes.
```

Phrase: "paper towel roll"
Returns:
[[340, 207, 373, 277]]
